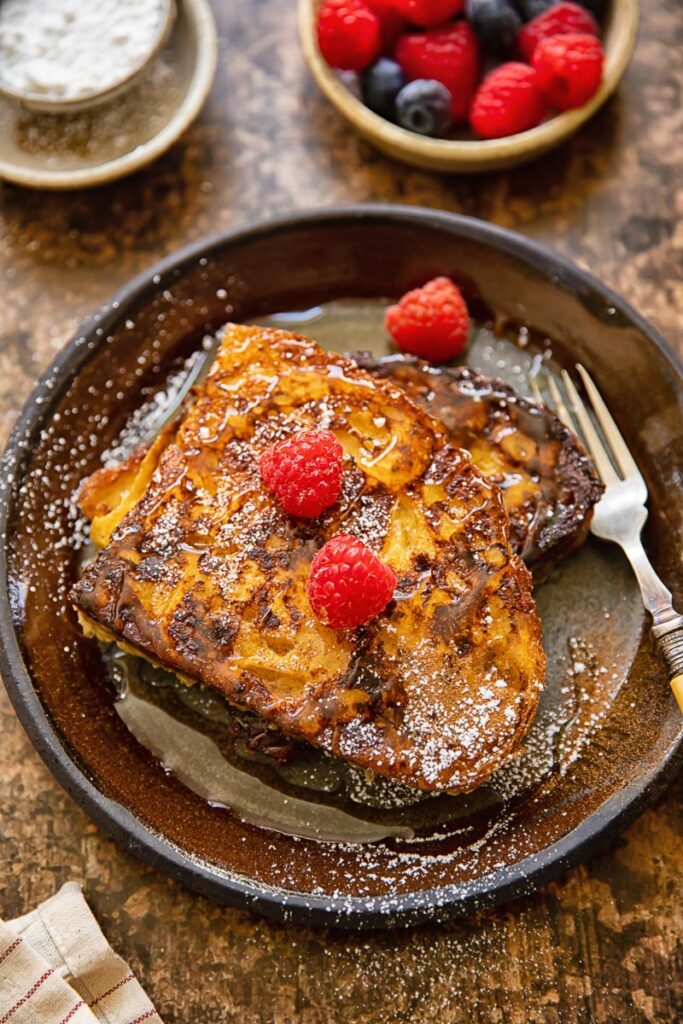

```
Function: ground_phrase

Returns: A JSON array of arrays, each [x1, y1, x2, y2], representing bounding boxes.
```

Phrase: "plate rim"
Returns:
[[0, 0, 218, 191], [1, 204, 682, 929]]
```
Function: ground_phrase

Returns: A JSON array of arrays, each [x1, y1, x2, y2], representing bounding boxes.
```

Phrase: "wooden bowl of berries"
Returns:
[[299, 0, 639, 172]]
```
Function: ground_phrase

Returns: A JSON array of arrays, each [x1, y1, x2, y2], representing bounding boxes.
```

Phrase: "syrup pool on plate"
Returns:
[[93, 299, 643, 847]]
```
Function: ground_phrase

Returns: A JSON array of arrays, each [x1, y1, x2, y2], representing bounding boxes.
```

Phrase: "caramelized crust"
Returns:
[[356, 354, 603, 576], [73, 325, 546, 793]]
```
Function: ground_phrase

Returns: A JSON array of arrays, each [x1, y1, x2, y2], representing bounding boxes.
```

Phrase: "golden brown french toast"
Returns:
[[72, 324, 546, 794], [356, 354, 603, 576]]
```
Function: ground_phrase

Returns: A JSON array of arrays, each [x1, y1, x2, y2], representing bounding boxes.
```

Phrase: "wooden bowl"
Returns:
[[299, 0, 640, 172]]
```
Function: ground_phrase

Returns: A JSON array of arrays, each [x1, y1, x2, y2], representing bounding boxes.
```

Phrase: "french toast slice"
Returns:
[[356, 354, 603, 576], [72, 324, 546, 794]]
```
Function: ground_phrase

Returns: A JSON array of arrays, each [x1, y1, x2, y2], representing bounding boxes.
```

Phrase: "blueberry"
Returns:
[[466, 0, 522, 53], [514, 0, 555, 19], [336, 70, 361, 101], [361, 59, 405, 121], [396, 80, 453, 138]]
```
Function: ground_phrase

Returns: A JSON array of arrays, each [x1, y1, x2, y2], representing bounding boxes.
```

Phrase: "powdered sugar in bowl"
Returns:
[[0, 0, 175, 113]]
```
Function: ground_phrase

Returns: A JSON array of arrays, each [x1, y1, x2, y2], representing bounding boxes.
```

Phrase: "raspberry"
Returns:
[[317, 0, 382, 71], [366, 0, 407, 50], [308, 535, 396, 630], [470, 62, 548, 139], [260, 429, 344, 519], [518, 2, 599, 61], [533, 32, 603, 110], [393, 0, 465, 26], [395, 22, 480, 122], [385, 276, 470, 363]]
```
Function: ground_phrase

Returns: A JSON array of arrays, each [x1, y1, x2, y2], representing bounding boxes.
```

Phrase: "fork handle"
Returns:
[[652, 617, 683, 712]]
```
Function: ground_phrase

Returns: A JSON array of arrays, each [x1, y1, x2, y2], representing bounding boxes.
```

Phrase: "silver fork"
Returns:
[[530, 363, 683, 712]]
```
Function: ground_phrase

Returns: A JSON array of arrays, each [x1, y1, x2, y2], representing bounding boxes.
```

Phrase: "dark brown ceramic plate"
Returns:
[[1, 207, 682, 929]]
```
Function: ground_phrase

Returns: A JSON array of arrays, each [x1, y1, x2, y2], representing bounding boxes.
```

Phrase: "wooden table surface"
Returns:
[[1, 2, 682, 1021]]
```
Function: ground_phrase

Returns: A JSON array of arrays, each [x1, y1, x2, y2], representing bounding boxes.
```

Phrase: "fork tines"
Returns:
[[529, 363, 645, 491]]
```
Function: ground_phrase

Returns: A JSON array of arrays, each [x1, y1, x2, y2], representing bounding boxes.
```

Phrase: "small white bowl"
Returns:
[[0, 0, 176, 114], [0, 0, 217, 190]]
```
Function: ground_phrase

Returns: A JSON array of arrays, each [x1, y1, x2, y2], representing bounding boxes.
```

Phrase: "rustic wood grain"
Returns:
[[1, 2, 682, 1021]]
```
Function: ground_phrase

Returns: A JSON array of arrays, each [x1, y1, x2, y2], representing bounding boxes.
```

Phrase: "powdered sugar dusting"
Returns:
[[5, 298, 649, 921]]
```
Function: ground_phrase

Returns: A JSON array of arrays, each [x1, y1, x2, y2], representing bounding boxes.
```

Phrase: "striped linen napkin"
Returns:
[[0, 882, 163, 1024]]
